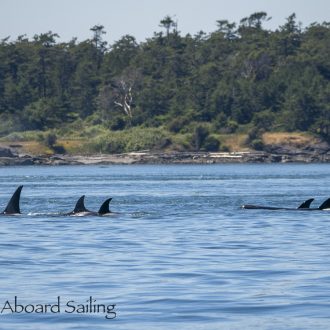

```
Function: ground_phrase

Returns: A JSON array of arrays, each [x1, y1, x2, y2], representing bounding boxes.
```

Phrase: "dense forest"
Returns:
[[0, 12, 329, 152]]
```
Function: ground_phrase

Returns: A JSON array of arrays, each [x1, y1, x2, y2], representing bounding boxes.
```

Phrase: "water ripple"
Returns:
[[0, 164, 330, 329]]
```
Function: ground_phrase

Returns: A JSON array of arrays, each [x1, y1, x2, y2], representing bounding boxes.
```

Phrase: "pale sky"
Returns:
[[1, 0, 330, 44]]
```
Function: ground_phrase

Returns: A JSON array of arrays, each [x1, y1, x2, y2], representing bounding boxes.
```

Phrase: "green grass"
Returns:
[[0, 125, 318, 156]]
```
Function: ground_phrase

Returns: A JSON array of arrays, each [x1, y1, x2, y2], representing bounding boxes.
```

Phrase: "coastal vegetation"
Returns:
[[0, 12, 329, 154]]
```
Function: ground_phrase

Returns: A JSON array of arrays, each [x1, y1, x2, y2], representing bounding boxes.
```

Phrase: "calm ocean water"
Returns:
[[0, 164, 330, 329]]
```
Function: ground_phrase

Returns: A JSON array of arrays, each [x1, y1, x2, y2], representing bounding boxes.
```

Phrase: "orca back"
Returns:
[[319, 198, 330, 210], [241, 204, 284, 210], [98, 198, 112, 215], [72, 195, 90, 213], [3, 185, 23, 214], [298, 198, 314, 209]]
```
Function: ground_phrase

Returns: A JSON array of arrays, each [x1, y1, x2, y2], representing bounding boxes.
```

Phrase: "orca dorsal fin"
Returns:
[[298, 198, 314, 209], [98, 198, 112, 215], [3, 185, 23, 214], [73, 195, 89, 213], [319, 198, 330, 210]]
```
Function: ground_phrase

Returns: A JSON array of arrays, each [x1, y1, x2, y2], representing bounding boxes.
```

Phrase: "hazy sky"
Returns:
[[1, 0, 330, 44]]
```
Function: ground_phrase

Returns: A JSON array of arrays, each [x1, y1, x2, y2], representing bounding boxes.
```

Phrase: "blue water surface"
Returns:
[[0, 163, 330, 329]]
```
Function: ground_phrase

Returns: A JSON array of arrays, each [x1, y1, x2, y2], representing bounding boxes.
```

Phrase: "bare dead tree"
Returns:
[[112, 70, 140, 123], [113, 79, 134, 118], [97, 70, 140, 126]]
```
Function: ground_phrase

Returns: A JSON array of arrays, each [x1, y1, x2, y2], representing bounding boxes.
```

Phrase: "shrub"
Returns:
[[226, 120, 239, 133], [250, 138, 264, 150], [167, 117, 187, 133], [252, 111, 275, 130], [85, 127, 172, 153], [110, 117, 126, 131], [221, 145, 230, 152], [245, 127, 265, 150], [192, 125, 209, 150], [45, 133, 57, 147], [203, 135, 220, 151]]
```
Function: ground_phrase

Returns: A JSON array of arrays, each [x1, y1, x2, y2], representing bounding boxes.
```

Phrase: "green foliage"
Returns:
[[249, 138, 264, 150], [44, 133, 57, 147], [203, 135, 220, 151], [245, 127, 265, 150], [0, 14, 329, 150], [0, 130, 45, 142], [167, 116, 190, 133], [192, 125, 210, 150], [226, 120, 239, 134], [109, 117, 126, 131], [252, 110, 275, 130], [85, 127, 172, 153]]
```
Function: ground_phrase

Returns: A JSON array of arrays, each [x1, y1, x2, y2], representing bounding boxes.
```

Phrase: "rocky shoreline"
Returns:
[[0, 145, 329, 165]]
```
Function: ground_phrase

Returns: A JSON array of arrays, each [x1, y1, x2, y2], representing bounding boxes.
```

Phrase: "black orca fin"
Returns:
[[298, 198, 314, 209], [319, 198, 330, 210], [98, 198, 112, 215], [73, 195, 89, 213], [3, 185, 23, 214]]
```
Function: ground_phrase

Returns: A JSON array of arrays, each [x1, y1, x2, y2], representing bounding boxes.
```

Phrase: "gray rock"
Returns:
[[0, 147, 15, 158]]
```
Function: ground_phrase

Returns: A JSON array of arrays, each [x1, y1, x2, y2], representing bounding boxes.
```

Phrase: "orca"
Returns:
[[298, 198, 315, 209], [1, 185, 23, 215], [242, 198, 330, 211], [318, 198, 330, 210], [98, 198, 112, 215], [68, 195, 113, 216]]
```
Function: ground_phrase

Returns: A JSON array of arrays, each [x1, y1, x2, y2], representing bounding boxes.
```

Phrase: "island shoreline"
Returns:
[[0, 149, 329, 166]]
